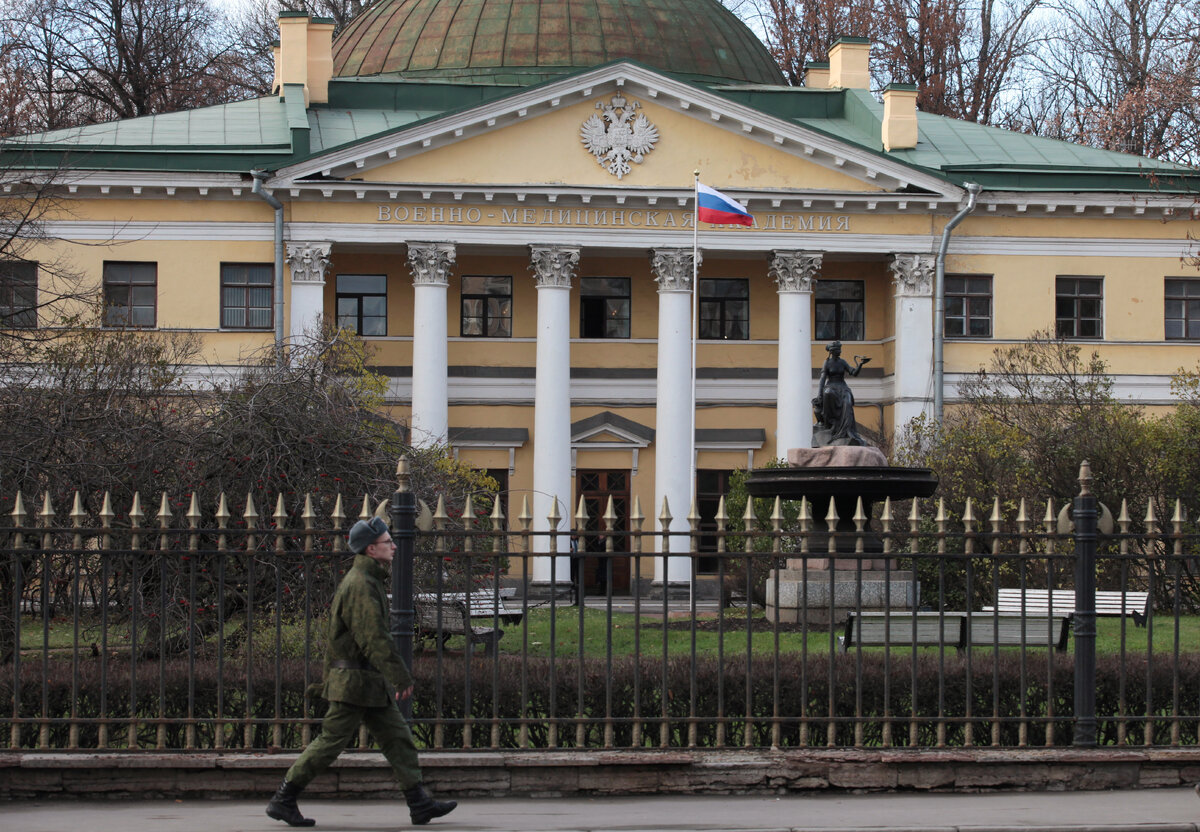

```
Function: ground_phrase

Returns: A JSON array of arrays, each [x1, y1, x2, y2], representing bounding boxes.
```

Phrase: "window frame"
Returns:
[[103, 261, 157, 328], [1055, 275, 1103, 340], [579, 276, 631, 339], [814, 279, 865, 342], [1164, 277, 1200, 341], [698, 278, 750, 340], [0, 260, 37, 329], [944, 274, 993, 339], [335, 273, 388, 337], [460, 275, 513, 338], [220, 262, 274, 331]]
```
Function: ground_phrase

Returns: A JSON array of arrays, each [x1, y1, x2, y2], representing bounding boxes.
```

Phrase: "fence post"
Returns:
[[391, 456, 417, 719], [1073, 460, 1098, 747]]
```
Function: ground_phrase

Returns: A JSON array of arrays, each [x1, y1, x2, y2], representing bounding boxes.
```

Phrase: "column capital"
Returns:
[[285, 241, 332, 285], [889, 253, 935, 297], [650, 247, 699, 293], [407, 242, 456, 287], [528, 245, 580, 289], [770, 250, 822, 293]]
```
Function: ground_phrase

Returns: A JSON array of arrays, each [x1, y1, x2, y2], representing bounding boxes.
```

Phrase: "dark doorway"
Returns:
[[696, 469, 734, 573], [574, 469, 631, 595]]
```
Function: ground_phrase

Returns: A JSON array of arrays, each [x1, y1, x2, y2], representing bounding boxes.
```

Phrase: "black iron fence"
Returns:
[[3, 463, 1199, 753]]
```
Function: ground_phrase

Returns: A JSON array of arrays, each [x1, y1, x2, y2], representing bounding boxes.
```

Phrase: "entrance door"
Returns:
[[574, 469, 631, 595]]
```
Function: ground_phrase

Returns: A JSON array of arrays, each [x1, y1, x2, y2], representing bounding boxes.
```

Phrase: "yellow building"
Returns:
[[4, 1, 1200, 594]]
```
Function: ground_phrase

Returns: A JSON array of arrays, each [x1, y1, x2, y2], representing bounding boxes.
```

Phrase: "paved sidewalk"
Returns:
[[4, 788, 1199, 832]]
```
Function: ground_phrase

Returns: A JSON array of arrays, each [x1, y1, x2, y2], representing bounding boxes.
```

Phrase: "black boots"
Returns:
[[266, 778, 316, 827], [404, 783, 457, 825]]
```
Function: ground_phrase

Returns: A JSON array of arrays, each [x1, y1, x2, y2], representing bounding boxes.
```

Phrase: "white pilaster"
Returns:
[[890, 253, 936, 434], [650, 247, 699, 587], [406, 242, 455, 448], [285, 242, 331, 344], [529, 245, 579, 586], [770, 251, 820, 457]]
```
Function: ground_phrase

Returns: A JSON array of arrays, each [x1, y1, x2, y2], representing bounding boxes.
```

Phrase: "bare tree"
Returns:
[[1013, 0, 1200, 163], [873, 0, 1045, 122], [753, 0, 1043, 125], [0, 0, 265, 132]]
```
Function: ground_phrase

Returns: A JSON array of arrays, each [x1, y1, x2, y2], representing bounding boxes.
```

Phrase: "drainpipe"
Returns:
[[934, 182, 981, 422], [251, 169, 285, 365]]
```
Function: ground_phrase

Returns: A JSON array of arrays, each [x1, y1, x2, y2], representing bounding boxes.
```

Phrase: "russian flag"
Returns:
[[696, 183, 754, 226]]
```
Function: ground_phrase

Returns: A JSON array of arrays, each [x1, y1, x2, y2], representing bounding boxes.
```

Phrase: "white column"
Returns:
[[770, 251, 820, 457], [890, 253, 936, 433], [285, 241, 331, 345], [529, 245, 579, 587], [406, 242, 455, 448], [650, 248, 699, 588]]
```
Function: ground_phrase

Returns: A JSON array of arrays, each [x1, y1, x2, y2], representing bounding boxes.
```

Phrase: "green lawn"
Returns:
[[20, 609, 1200, 660]]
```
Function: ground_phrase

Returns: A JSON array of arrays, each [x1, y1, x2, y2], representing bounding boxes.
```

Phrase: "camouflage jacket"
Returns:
[[320, 554, 414, 707]]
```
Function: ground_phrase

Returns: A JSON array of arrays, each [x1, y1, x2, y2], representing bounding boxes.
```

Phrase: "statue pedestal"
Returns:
[[765, 565, 917, 627], [749, 445, 935, 629]]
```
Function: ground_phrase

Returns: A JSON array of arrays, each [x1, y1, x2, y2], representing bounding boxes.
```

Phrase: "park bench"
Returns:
[[416, 589, 524, 625], [839, 611, 964, 653], [962, 612, 1072, 651], [841, 611, 1072, 653], [983, 588, 1149, 626], [416, 598, 504, 656]]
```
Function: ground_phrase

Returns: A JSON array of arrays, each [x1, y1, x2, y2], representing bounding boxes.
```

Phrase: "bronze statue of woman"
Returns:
[[812, 341, 871, 446]]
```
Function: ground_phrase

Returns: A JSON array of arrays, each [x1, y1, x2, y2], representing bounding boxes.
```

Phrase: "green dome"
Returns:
[[331, 0, 786, 86]]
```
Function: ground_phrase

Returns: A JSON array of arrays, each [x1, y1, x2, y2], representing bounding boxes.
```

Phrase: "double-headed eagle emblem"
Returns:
[[580, 94, 659, 180]]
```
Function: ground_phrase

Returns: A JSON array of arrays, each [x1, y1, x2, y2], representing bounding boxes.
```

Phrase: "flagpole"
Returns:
[[690, 170, 699, 610], [690, 170, 699, 511]]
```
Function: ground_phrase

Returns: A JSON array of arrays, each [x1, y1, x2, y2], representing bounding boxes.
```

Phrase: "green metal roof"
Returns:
[[3, 67, 1198, 193], [331, 0, 787, 86], [13, 96, 292, 149]]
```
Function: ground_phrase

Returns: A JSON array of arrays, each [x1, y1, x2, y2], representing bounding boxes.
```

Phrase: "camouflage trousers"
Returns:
[[286, 699, 422, 790]]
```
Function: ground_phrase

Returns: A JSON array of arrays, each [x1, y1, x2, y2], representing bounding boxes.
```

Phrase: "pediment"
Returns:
[[571, 411, 654, 446], [273, 62, 956, 202]]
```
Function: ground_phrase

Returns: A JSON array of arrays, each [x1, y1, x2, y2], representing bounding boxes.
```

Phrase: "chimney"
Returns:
[[307, 18, 335, 104], [828, 37, 870, 89], [271, 40, 281, 94], [882, 83, 919, 150], [273, 12, 333, 105], [804, 61, 830, 90]]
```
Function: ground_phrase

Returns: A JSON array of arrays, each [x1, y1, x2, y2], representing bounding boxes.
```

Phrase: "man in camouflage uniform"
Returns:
[[266, 516, 457, 827]]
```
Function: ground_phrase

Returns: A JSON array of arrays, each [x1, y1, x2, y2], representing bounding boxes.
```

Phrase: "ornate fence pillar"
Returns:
[[770, 251, 820, 456], [529, 245, 579, 589], [650, 247, 699, 590], [1073, 461, 1098, 746], [406, 242, 456, 447], [889, 253, 936, 434], [285, 241, 331, 346]]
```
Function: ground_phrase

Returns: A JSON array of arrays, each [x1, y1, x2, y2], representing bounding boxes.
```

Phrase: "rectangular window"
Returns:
[[1165, 278, 1200, 340], [579, 277, 630, 338], [336, 274, 387, 336], [103, 261, 157, 327], [945, 275, 993, 338], [461, 275, 512, 337], [1056, 276, 1102, 339], [698, 278, 749, 339], [815, 280, 864, 341], [0, 261, 37, 329], [221, 263, 273, 330]]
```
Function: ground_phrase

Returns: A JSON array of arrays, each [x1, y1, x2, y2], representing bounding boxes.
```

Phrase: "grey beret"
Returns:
[[348, 516, 389, 554]]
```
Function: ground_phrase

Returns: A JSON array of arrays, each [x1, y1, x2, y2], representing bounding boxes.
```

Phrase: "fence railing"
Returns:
[[3, 463, 1199, 753]]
